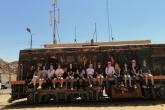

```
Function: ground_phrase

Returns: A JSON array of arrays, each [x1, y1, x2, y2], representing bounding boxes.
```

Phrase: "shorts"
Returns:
[[39, 78, 44, 80], [124, 74, 131, 78], [143, 73, 153, 77]]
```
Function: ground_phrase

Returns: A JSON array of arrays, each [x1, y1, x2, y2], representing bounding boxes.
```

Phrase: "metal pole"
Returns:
[[95, 23, 97, 42], [30, 33, 32, 49], [53, 3, 57, 44]]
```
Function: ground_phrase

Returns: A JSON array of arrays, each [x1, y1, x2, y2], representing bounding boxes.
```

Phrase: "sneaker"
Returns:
[[134, 85, 137, 89], [37, 86, 42, 89], [142, 85, 147, 88], [129, 85, 132, 88], [53, 85, 56, 89]]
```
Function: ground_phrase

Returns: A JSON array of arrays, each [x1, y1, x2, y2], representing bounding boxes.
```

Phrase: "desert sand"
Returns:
[[0, 89, 165, 110]]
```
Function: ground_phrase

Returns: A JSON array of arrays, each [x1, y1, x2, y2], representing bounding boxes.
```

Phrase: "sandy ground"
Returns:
[[0, 89, 165, 110]]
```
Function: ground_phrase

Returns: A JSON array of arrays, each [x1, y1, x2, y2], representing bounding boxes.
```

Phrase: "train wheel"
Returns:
[[42, 95, 50, 103], [157, 86, 165, 99], [27, 93, 34, 104], [150, 86, 156, 99]]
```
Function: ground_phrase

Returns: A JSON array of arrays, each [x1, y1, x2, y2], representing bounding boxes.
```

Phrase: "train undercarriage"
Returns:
[[10, 76, 165, 104]]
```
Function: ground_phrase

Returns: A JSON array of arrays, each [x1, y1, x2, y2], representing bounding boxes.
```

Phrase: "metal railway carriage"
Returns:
[[9, 41, 165, 103]]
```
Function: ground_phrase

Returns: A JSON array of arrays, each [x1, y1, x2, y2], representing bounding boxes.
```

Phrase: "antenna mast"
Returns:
[[74, 25, 77, 43], [106, 0, 113, 42], [50, 0, 60, 44], [93, 22, 98, 42]]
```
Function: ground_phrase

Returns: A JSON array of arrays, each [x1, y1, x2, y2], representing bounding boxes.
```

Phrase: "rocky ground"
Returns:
[[0, 89, 165, 110], [0, 58, 17, 83]]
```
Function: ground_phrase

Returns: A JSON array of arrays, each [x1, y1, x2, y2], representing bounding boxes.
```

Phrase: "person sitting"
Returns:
[[55, 64, 64, 88], [95, 63, 104, 87], [67, 63, 75, 90], [47, 65, 55, 89], [38, 65, 48, 89], [130, 59, 140, 89], [140, 60, 154, 87], [105, 61, 116, 88], [123, 63, 132, 87], [63, 67, 69, 89], [86, 64, 95, 88], [31, 66, 42, 89], [114, 63, 122, 88], [78, 65, 87, 90]]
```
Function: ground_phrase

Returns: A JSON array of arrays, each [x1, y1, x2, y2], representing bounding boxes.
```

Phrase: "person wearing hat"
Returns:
[[86, 64, 95, 87]]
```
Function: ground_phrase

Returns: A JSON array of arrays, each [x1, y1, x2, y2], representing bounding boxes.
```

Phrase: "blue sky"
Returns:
[[0, 0, 165, 62]]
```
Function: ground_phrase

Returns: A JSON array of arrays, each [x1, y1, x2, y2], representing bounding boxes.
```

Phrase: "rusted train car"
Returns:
[[10, 41, 165, 103]]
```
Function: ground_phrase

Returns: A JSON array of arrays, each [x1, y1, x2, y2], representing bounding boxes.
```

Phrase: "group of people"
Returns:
[[31, 59, 154, 90]]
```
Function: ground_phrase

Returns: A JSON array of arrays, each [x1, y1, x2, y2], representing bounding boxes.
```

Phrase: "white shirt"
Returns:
[[48, 69, 55, 78], [86, 68, 94, 76], [55, 68, 64, 77]]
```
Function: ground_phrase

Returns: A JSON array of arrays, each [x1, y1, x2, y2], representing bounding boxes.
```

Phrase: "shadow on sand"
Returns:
[[1, 99, 165, 110]]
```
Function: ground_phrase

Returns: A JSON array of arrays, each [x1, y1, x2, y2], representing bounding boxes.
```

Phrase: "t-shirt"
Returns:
[[130, 66, 139, 76], [95, 67, 104, 75], [105, 66, 115, 75], [55, 68, 64, 77], [141, 66, 150, 73], [68, 68, 75, 76], [48, 69, 55, 78], [123, 68, 130, 75], [33, 70, 42, 77], [86, 68, 94, 76], [41, 70, 48, 79]]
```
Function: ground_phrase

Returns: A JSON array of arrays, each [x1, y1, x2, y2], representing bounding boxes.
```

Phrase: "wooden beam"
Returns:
[[44, 40, 151, 48]]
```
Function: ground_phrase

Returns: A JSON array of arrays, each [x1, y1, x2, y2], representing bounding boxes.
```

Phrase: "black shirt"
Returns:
[[95, 67, 104, 75], [130, 66, 139, 76]]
